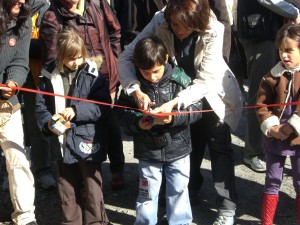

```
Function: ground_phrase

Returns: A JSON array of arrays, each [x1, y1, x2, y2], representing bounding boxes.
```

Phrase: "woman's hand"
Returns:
[[150, 99, 178, 124], [133, 89, 152, 110], [0, 81, 17, 99], [153, 115, 173, 125], [151, 99, 178, 114], [268, 124, 289, 141]]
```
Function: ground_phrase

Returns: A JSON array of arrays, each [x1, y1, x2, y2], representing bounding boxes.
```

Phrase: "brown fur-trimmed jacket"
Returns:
[[256, 62, 300, 145]]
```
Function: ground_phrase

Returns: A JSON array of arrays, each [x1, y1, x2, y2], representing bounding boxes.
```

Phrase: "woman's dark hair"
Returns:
[[164, 0, 211, 33], [275, 23, 300, 49], [0, 0, 31, 37], [133, 36, 168, 70]]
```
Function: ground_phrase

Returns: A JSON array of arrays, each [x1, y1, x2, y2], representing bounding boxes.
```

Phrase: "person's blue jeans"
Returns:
[[135, 155, 192, 225]]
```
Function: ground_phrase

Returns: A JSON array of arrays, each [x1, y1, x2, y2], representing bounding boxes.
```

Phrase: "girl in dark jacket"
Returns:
[[36, 28, 111, 225], [40, 0, 125, 190], [115, 36, 202, 225], [0, 0, 37, 224]]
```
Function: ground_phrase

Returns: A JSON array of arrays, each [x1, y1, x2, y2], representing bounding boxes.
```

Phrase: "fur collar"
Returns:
[[271, 61, 300, 77]]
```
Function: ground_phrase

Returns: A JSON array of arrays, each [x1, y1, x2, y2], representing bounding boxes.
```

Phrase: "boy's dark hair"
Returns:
[[275, 23, 300, 49], [133, 36, 168, 70]]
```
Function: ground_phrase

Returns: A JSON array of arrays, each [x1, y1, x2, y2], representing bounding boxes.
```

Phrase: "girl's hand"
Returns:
[[61, 107, 75, 121], [133, 89, 152, 110], [268, 124, 289, 141], [0, 81, 17, 99]]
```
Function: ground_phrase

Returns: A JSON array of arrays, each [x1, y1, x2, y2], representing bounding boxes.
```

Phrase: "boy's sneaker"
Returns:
[[111, 171, 125, 190], [212, 215, 234, 225], [36, 174, 56, 190], [244, 156, 266, 172]]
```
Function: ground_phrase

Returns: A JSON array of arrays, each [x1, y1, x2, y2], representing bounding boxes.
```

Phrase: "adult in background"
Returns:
[[117, 0, 243, 224], [0, 0, 37, 224], [111, 0, 167, 50], [40, 0, 125, 190], [208, 0, 232, 63], [22, 0, 56, 190]]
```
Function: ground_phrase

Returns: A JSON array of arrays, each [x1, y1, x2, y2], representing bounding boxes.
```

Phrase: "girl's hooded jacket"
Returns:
[[35, 60, 111, 164], [115, 63, 203, 163]]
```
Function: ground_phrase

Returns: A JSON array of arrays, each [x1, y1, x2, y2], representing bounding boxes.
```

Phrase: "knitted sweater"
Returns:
[[0, 18, 32, 106]]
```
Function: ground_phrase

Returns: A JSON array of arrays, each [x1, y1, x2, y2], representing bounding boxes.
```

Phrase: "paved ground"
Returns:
[[0, 98, 298, 225]]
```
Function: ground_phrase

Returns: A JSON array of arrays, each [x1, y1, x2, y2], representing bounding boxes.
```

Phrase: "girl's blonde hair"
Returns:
[[56, 27, 88, 72]]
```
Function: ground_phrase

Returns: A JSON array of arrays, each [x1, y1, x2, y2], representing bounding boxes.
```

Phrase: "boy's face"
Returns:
[[64, 54, 84, 71], [139, 64, 165, 83]]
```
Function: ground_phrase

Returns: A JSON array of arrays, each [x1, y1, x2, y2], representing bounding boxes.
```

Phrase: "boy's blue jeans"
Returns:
[[135, 155, 192, 225]]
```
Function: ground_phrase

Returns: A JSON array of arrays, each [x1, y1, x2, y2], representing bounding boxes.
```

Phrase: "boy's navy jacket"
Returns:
[[115, 63, 203, 163], [35, 60, 111, 164]]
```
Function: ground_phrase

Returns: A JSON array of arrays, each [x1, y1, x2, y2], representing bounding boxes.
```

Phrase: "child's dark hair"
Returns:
[[275, 23, 300, 48], [133, 36, 168, 70]]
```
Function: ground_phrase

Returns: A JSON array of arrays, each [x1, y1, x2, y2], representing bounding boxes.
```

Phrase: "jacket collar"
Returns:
[[41, 59, 98, 79], [7, 20, 17, 30], [271, 61, 300, 77], [85, 59, 98, 77]]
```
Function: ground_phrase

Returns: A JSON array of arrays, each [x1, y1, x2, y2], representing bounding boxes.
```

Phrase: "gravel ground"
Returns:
[[0, 98, 298, 225]]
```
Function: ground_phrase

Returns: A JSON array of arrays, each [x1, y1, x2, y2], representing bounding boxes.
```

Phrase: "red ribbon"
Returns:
[[0, 84, 299, 118]]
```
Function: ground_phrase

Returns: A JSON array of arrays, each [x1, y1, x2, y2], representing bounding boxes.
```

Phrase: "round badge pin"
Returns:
[[9, 38, 16, 47]]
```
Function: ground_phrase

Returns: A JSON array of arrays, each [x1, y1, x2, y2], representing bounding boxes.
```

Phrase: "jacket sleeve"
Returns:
[[117, 11, 165, 92], [209, 0, 232, 61], [35, 79, 54, 135], [100, 0, 122, 59], [256, 76, 280, 136], [30, 0, 49, 16], [6, 18, 31, 87], [72, 76, 112, 122], [40, 8, 61, 65], [171, 100, 203, 127], [257, 0, 299, 19], [114, 91, 144, 134]]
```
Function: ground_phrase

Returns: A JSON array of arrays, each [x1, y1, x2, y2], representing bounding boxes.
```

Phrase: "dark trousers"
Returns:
[[57, 160, 109, 225], [22, 74, 53, 177], [189, 99, 238, 215], [106, 109, 124, 173], [240, 39, 278, 159]]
